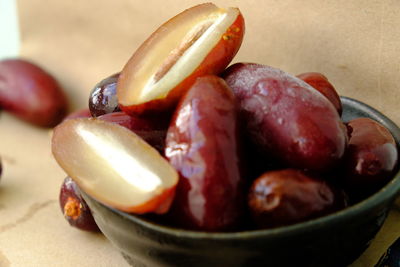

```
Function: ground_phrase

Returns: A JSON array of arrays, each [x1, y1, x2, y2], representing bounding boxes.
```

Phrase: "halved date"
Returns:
[[98, 112, 168, 153], [118, 3, 244, 115]]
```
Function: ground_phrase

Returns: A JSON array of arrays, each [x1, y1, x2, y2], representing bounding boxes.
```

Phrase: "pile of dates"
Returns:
[[52, 3, 398, 232]]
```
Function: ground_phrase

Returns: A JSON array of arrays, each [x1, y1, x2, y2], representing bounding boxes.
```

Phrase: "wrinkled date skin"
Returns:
[[223, 63, 348, 173], [59, 177, 100, 232], [343, 118, 398, 197], [0, 59, 68, 127], [297, 72, 342, 115], [89, 73, 121, 117], [98, 112, 168, 153], [248, 169, 346, 229], [165, 75, 244, 231]]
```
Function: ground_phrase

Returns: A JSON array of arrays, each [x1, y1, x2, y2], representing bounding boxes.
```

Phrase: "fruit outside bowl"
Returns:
[[81, 96, 400, 267]]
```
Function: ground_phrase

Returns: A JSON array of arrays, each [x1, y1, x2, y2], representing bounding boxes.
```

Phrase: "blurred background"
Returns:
[[8, 0, 400, 123], [0, 0, 19, 59]]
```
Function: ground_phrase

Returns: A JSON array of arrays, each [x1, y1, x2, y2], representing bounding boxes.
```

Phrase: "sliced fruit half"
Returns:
[[117, 3, 244, 115], [52, 118, 178, 214]]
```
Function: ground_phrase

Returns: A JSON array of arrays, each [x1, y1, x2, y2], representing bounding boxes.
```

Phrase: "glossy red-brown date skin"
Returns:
[[89, 73, 121, 117], [248, 169, 346, 229], [165, 75, 244, 231], [223, 63, 348, 173], [297, 72, 342, 115], [98, 112, 168, 153], [343, 118, 398, 196], [59, 177, 100, 232], [0, 59, 68, 127]]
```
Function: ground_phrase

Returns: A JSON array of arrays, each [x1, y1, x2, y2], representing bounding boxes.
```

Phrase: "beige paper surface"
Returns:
[[0, 0, 399, 266]]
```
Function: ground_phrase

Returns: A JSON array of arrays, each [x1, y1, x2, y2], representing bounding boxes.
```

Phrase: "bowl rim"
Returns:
[[83, 96, 400, 240]]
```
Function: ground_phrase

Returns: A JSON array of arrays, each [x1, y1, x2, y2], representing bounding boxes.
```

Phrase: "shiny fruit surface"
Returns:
[[297, 72, 342, 115], [52, 118, 178, 214], [248, 169, 346, 228], [165, 75, 244, 231], [59, 176, 100, 232], [0, 59, 68, 127], [343, 118, 398, 196], [98, 112, 167, 153], [223, 63, 347, 173], [89, 73, 121, 117], [118, 3, 244, 115]]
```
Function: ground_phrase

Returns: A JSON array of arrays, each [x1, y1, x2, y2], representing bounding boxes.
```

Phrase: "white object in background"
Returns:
[[0, 0, 20, 59]]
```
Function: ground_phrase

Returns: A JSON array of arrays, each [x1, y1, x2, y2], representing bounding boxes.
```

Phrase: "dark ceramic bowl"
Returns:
[[82, 97, 400, 267]]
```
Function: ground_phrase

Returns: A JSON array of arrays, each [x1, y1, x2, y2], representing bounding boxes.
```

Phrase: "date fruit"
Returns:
[[89, 73, 121, 117], [248, 169, 346, 228], [223, 63, 347, 172], [117, 3, 244, 115], [52, 118, 178, 214], [343, 118, 398, 196], [165, 75, 244, 231], [98, 112, 167, 153], [297, 72, 342, 115], [59, 176, 99, 232], [0, 59, 68, 127]]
